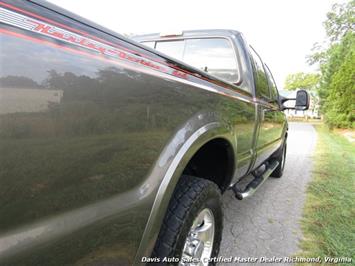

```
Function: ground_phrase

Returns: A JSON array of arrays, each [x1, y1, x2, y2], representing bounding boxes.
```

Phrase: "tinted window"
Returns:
[[264, 65, 279, 102], [155, 38, 239, 84], [155, 40, 185, 59], [249, 47, 269, 100], [183, 38, 238, 83], [141, 41, 155, 48]]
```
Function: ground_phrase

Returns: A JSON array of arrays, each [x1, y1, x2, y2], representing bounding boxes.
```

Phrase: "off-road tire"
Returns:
[[271, 141, 287, 178], [152, 175, 223, 265]]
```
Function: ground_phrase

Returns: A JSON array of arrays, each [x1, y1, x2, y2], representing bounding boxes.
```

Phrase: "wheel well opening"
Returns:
[[182, 138, 234, 192]]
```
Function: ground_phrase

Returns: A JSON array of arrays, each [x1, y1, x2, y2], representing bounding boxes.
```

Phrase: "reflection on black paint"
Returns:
[[0, 31, 255, 265]]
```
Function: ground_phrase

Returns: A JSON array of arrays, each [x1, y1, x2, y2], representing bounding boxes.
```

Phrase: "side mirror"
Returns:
[[295, 90, 310, 110], [280, 89, 310, 110]]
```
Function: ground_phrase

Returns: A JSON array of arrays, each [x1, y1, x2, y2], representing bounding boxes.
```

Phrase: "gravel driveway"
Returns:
[[219, 122, 317, 264]]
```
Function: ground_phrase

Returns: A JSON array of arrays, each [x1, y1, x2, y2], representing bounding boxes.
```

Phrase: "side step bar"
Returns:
[[232, 160, 279, 200]]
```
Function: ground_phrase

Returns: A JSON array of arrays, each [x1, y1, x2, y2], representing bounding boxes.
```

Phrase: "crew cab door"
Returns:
[[249, 47, 284, 167]]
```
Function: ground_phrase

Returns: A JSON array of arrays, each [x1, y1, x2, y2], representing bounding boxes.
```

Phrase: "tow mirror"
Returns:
[[280, 89, 310, 110], [295, 90, 310, 110]]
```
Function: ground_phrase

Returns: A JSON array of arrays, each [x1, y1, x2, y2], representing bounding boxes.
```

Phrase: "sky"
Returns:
[[47, 0, 340, 89]]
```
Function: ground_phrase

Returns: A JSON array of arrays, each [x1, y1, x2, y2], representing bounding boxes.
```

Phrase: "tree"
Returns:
[[307, 0, 355, 128], [284, 72, 320, 90], [323, 34, 355, 128], [324, 0, 355, 43], [0, 75, 41, 89], [307, 0, 355, 65]]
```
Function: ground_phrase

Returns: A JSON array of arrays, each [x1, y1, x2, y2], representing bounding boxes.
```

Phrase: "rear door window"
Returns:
[[141, 41, 155, 49], [249, 47, 270, 100], [264, 64, 279, 104], [154, 38, 239, 84], [155, 40, 185, 60], [183, 38, 239, 83]]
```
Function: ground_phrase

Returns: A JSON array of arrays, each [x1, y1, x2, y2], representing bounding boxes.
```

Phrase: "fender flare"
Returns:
[[133, 122, 235, 264]]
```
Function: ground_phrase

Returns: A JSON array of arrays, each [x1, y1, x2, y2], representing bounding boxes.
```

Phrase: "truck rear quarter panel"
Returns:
[[0, 1, 256, 265]]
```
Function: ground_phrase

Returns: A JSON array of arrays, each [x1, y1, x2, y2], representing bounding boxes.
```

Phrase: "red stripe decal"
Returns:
[[0, 1, 250, 99]]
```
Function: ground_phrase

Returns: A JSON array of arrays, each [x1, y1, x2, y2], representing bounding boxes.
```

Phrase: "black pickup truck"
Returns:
[[0, 1, 309, 265]]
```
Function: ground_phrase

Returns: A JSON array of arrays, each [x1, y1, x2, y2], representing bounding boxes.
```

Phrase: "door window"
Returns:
[[155, 40, 185, 60], [141, 41, 155, 49], [183, 38, 239, 83], [249, 47, 270, 100], [264, 64, 279, 104], [154, 38, 239, 84]]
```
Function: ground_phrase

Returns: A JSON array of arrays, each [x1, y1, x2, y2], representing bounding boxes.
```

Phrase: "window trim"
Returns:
[[144, 36, 243, 87]]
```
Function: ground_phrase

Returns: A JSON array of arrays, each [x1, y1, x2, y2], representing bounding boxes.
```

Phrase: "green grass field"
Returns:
[[299, 125, 355, 265]]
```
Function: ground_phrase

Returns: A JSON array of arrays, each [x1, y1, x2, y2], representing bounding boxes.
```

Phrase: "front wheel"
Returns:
[[152, 175, 223, 265], [271, 141, 287, 178]]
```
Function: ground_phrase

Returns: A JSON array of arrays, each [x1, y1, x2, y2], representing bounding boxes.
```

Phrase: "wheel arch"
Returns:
[[133, 122, 236, 264]]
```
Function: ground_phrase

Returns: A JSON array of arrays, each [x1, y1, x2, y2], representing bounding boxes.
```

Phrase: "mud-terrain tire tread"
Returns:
[[271, 141, 287, 178], [152, 175, 223, 264]]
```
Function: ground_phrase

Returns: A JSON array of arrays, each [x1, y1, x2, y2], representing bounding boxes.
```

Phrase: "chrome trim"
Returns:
[[234, 160, 279, 200]]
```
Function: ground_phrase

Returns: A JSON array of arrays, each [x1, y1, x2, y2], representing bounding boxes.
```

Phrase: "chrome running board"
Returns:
[[232, 160, 279, 200]]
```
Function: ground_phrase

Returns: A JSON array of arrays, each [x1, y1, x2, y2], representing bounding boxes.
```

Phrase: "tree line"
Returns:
[[284, 0, 354, 128]]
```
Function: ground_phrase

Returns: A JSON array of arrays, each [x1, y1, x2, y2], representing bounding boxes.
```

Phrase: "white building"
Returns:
[[0, 87, 63, 114]]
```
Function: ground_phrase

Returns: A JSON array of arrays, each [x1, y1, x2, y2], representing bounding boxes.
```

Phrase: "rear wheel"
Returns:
[[152, 175, 223, 265], [271, 141, 287, 178]]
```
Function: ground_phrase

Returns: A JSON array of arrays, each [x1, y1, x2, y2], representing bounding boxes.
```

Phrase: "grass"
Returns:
[[298, 124, 355, 265], [0, 130, 168, 233]]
